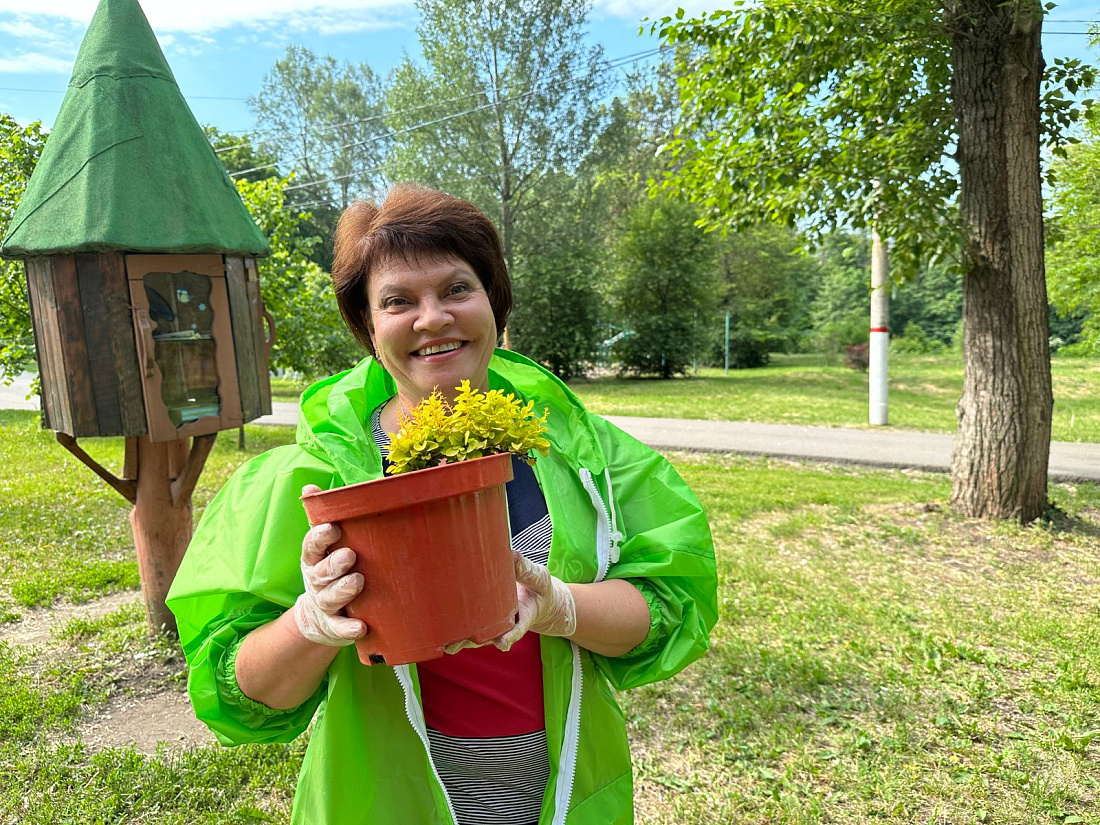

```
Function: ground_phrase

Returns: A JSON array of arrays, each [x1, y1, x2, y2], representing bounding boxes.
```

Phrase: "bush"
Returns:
[[890, 321, 947, 355], [613, 197, 717, 378], [845, 343, 869, 371]]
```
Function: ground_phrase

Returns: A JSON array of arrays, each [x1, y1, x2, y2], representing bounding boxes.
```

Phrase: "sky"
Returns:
[[0, 0, 715, 133], [0, 0, 1097, 135]]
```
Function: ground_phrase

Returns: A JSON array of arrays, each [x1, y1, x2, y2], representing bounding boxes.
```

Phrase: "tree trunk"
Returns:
[[128, 434, 215, 635], [947, 0, 1052, 522]]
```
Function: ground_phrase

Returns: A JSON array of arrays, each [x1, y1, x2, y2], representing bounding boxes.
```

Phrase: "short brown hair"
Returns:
[[331, 184, 512, 356]]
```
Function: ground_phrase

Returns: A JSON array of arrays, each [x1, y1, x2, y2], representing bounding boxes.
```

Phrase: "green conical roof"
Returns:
[[1, 0, 269, 258]]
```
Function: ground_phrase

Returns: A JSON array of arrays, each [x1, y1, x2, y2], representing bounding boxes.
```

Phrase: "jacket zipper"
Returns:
[[579, 468, 619, 581], [551, 641, 583, 825], [394, 665, 459, 825], [554, 468, 619, 824]]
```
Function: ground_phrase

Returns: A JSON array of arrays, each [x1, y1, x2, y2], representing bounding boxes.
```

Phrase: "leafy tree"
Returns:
[[891, 263, 962, 348], [386, 0, 609, 271], [710, 225, 818, 368], [509, 242, 601, 380], [1047, 134, 1100, 354], [0, 115, 45, 384], [613, 196, 717, 378], [656, 1, 1093, 522], [249, 46, 389, 267], [235, 176, 361, 380], [806, 233, 873, 357], [203, 125, 279, 183]]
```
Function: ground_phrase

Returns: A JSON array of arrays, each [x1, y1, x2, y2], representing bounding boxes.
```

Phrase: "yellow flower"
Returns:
[[385, 384, 550, 475]]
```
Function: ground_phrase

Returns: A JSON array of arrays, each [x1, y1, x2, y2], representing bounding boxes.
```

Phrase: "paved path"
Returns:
[[5, 375, 1098, 481]]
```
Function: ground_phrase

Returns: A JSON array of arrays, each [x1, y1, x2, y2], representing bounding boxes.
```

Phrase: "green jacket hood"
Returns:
[[295, 350, 604, 485]]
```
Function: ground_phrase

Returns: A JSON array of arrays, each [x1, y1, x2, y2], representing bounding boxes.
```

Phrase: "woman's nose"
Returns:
[[412, 298, 453, 331]]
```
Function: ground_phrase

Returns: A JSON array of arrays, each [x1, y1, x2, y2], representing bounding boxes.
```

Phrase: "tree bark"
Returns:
[[947, 0, 1052, 522]]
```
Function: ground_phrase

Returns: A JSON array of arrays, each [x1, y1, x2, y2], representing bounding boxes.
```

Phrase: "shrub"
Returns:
[[845, 343, 869, 371], [385, 381, 550, 474]]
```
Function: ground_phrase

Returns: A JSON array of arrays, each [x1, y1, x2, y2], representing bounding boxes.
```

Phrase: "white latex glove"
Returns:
[[294, 486, 368, 646], [494, 552, 577, 652]]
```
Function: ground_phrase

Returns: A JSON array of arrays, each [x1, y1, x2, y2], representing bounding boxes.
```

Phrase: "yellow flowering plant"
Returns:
[[386, 380, 550, 475]]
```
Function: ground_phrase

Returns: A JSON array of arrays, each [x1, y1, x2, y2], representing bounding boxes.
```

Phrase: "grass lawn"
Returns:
[[271, 354, 1100, 443], [569, 353, 1100, 444], [3, 408, 1100, 822]]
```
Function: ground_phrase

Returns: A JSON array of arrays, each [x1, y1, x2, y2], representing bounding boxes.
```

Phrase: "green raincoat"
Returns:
[[167, 351, 718, 824]]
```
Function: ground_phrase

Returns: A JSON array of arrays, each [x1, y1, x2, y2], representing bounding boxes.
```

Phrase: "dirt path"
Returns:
[[4, 590, 218, 755], [0, 590, 138, 647], [71, 688, 216, 755]]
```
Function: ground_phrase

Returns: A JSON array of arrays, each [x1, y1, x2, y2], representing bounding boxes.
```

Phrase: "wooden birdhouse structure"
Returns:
[[0, 0, 273, 634]]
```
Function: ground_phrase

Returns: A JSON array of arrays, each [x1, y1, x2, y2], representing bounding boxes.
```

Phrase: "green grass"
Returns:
[[0, 410, 295, 618], [3, 412, 1100, 822], [621, 455, 1100, 823], [269, 376, 310, 404], [568, 353, 1100, 443]]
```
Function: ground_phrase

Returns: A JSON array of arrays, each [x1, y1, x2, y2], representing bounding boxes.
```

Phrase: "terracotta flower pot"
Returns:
[[301, 452, 518, 666]]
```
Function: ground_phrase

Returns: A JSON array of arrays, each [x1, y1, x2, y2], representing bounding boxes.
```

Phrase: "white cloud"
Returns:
[[0, 19, 53, 38], [0, 0, 411, 35], [0, 51, 72, 73]]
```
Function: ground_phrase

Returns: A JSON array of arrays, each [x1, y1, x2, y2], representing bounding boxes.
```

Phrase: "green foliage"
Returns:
[[1048, 136, 1100, 355], [249, 45, 389, 269], [386, 0, 609, 266], [891, 264, 962, 347], [203, 126, 279, 183], [890, 321, 947, 355], [711, 225, 818, 368], [654, 1, 1093, 280], [234, 176, 361, 381], [806, 233, 872, 356], [613, 196, 718, 378], [0, 115, 45, 383], [385, 381, 549, 475], [510, 245, 601, 380], [655, 1, 957, 278]]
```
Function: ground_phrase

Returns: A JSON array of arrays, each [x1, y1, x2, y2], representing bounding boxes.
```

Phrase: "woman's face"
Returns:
[[367, 253, 497, 408]]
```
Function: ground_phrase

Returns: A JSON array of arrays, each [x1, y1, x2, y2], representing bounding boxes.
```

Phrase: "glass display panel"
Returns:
[[143, 270, 220, 427]]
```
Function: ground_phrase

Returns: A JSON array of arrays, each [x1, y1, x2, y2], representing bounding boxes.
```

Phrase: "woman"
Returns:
[[167, 185, 718, 825]]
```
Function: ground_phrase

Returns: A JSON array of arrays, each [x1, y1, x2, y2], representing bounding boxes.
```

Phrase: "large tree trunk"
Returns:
[[947, 0, 1052, 522]]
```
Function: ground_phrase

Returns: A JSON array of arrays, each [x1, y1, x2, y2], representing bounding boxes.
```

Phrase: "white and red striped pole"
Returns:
[[869, 230, 889, 425]]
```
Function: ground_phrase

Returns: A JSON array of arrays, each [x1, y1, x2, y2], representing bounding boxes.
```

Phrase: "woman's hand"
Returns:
[[294, 486, 368, 646], [494, 552, 577, 652]]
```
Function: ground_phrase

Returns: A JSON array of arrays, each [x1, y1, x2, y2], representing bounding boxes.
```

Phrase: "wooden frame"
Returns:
[[25, 253, 145, 438], [125, 253, 243, 443]]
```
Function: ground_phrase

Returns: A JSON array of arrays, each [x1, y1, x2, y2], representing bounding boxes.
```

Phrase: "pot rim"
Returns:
[[301, 451, 515, 523]]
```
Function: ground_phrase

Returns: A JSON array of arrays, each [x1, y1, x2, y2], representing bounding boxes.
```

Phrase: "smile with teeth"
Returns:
[[416, 341, 464, 356]]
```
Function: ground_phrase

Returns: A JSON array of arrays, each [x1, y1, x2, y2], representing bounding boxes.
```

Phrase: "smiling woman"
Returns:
[[166, 184, 718, 825], [329, 189, 507, 431]]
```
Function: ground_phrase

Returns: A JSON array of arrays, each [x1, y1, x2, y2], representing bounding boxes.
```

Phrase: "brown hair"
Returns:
[[331, 184, 512, 356]]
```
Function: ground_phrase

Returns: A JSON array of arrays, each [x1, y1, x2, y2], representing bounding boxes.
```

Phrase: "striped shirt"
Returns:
[[371, 404, 552, 825]]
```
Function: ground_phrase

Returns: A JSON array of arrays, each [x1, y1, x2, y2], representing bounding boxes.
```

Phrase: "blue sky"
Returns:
[[0, 0, 712, 132], [0, 0, 1098, 134]]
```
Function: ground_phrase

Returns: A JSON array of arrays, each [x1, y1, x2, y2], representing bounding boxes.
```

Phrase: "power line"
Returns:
[[228, 46, 663, 179], [218, 46, 663, 162]]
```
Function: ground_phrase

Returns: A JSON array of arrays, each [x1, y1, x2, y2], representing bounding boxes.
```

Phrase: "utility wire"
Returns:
[[217, 45, 664, 155], [228, 47, 662, 178]]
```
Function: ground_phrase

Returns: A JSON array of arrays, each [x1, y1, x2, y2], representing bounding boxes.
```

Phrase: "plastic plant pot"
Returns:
[[301, 452, 518, 666]]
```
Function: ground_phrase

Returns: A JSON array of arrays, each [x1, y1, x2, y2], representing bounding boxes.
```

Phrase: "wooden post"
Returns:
[[127, 433, 215, 635]]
